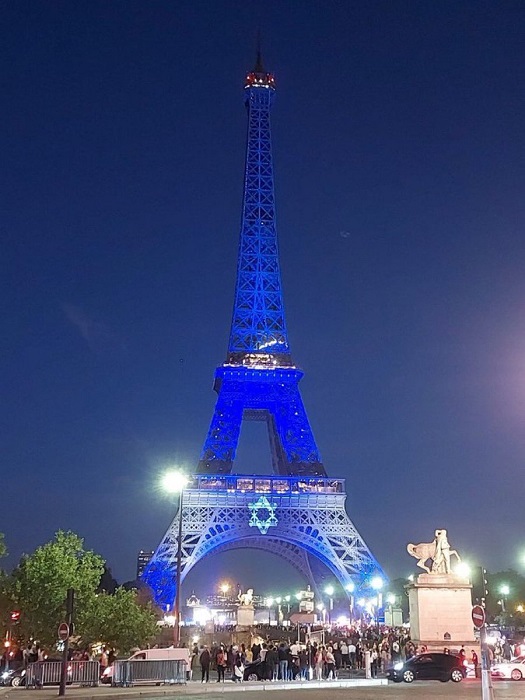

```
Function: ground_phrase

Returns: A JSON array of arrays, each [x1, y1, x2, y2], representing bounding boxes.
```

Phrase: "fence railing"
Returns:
[[26, 660, 99, 687], [112, 659, 187, 686]]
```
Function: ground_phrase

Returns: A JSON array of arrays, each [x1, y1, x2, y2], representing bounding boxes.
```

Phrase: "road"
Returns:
[[0, 680, 521, 700]]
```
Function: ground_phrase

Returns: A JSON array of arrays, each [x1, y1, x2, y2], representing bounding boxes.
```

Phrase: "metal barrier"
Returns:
[[26, 660, 99, 687], [112, 659, 187, 686]]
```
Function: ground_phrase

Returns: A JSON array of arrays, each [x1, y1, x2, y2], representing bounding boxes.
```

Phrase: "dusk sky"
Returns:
[[3, 1, 525, 594]]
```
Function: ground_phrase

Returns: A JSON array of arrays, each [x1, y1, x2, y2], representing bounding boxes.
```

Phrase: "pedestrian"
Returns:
[[314, 647, 324, 681], [278, 643, 288, 681], [370, 647, 379, 678], [348, 640, 356, 669], [340, 640, 349, 668], [233, 648, 244, 683], [200, 646, 211, 683], [325, 647, 336, 680], [299, 648, 308, 680], [265, 644, 278, 681], [189, 647, 199, 681], [215, 647, 226, 683]]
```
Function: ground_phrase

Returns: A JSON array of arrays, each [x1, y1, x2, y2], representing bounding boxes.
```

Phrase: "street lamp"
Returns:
[[219, 582, 230, 596], [266, 597, 274, 625], [275, 597, 282, 624], [162, 469, 189, 646], [345, 581, 355, 620], [386, 593, 396, 626], [455, 562, 471, 578], [324, 585, 335, 623], [500, 584, 510, 613], [371, 576, 384, 628]]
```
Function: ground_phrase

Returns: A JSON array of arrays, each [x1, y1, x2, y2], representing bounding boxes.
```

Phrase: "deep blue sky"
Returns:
[[3, 1, 525, 596]]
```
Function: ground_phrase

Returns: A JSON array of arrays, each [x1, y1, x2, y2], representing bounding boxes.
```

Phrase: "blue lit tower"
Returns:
[[144, 55, 385, 609], [197, 52, 325, 477]]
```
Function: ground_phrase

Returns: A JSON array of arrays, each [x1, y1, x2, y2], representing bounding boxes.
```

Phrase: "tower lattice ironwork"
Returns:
[[144, 55, 385, 609]]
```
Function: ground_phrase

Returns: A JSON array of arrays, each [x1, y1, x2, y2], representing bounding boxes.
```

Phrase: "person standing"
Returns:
[[199, 646, 211, 683], [265, 644, 278, 681], [340, 640, 349, 668], [314, 647, 324, 681], [190, 647, 199, 681], [278, 643, 288, 681], [215, 648, 226, 683], [325, 647, 336, 680]]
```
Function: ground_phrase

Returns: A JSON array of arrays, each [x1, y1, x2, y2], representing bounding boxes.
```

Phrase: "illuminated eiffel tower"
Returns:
[[144, 52, 385, 609]]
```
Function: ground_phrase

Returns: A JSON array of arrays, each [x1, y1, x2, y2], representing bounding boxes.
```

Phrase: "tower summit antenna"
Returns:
[[254, 30, 264, 73]]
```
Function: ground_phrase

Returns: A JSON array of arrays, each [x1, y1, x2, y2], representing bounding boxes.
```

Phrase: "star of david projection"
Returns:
[[248, 495, 278, 535]]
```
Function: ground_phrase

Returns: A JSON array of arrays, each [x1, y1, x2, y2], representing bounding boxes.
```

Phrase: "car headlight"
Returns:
[[1, 672, 10, 679], [394, 663, 404, 671]]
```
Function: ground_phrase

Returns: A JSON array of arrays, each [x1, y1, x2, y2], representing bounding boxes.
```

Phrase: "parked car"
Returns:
[[243, 660, 265, 682], [387, 653, 466, 683], [0, 668, 26, 687], [491, 656, 525, 680]]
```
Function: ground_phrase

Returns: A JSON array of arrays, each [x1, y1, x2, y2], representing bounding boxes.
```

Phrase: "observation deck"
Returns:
[[186, 474, 344, 495]]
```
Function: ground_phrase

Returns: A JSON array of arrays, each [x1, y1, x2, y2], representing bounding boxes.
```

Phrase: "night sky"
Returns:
[[3, 1, 525, 595]]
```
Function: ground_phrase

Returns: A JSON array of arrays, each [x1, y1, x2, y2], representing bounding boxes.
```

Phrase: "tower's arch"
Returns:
[[143, 475, 384, 609]]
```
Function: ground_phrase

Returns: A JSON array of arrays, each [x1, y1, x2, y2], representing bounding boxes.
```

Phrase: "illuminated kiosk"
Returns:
[[143, 53, 385, 609]]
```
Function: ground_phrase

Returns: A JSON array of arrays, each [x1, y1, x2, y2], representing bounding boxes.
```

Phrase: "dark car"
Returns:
[[0, 667, 26, 687], [387, 653, 466, 683], [243, 660, 266, 682]]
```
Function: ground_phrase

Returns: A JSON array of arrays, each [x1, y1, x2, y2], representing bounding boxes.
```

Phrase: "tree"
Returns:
[[12, 530, 104, 647], [0, 533, 6, 560], [80, 588, 158, 654]]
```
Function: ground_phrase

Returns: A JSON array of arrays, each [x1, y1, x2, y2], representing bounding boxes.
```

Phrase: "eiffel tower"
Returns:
[[144, 52, 385, 609]]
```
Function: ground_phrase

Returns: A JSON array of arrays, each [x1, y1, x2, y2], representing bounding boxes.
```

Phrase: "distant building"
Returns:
[[136, 550, 154, 579]]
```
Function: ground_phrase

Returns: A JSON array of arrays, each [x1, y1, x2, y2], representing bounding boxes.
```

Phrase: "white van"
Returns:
[[101, 648, 190, 684]]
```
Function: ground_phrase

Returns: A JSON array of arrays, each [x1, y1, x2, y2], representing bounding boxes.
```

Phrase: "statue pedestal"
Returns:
[[236, 605, 255, 629], [407, 574, 476, 651]]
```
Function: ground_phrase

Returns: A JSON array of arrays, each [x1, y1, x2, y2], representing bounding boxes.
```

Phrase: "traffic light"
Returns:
[[10, 611, 20, 623]]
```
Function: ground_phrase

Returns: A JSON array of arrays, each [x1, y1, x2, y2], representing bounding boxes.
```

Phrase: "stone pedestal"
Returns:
[[236, 605, 255, 629], [407, 574, 476, 651]]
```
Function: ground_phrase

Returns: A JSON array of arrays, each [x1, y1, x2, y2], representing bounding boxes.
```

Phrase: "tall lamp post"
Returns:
[[499, 584, 510, 614], [324, 585, 335, 624], [345, 581, 355, 622], [371, 576, 384, 630], [266, 597, 274, 625], [162, 470, 189, 647]]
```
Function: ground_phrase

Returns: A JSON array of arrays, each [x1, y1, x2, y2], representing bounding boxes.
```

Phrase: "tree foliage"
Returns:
[[80, 588, 158, 654], [0, 533, 6, 560], [12, 530, 104, 647]]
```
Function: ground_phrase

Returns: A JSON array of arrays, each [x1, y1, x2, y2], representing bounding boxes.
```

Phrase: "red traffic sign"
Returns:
[[472, 605, 485, 628], [58, 622, 69, 641]]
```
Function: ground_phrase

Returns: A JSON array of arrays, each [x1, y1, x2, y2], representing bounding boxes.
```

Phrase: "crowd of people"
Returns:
[[189, 624, 525, 683], [191, 626, 421, 682]]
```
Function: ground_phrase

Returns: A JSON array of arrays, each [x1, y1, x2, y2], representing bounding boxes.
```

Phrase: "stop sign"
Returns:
[[58, 622, 69, 641], [472, 605, 485, 628]]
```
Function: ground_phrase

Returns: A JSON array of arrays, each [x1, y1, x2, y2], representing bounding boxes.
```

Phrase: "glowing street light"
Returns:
[[161, 470, 189, 494], [500, 584, 510, 613], [371, 576, 384, 591], [345, 581, 355, 621], [324, 584, 335, 623], [266, 597, 274, 625], [219, 582, 230, 595], [454, 562, 471, 578], [161, 469, 189, 647]]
